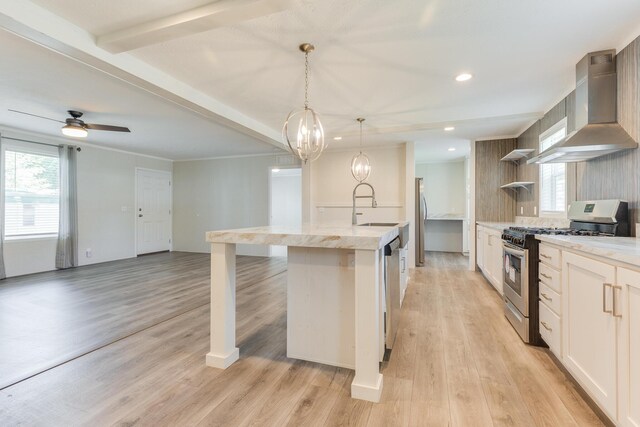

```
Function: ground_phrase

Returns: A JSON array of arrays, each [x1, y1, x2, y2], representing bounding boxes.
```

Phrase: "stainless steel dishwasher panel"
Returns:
[[384, 237, 401, 349]]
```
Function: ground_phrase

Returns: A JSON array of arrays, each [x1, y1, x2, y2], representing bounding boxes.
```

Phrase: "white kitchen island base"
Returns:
[[286, 247, 385, 369], [204, 224, 402, 403]]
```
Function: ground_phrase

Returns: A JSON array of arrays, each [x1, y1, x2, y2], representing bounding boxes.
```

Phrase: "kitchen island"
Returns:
[[205, 223, 403, 402]]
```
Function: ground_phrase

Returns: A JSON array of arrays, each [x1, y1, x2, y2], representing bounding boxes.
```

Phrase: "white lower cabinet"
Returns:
[[476, 227, 485, 270], [476, 225, 503, 295], [617, 268, 640, 427], [562, 251, 617, 419]]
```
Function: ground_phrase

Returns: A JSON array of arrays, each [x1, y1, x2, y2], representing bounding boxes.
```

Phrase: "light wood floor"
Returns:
[[0, 252, 604, 426]]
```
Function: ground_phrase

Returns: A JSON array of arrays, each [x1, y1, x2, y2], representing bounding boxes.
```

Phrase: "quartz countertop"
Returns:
[[206, 222, 407, 250], [476, 221, 517, 232], [536, 235, 640, 268]]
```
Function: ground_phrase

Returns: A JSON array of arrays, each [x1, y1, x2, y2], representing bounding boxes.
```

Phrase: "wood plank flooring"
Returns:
[[0, 252, 286, 389], [0, 252, 604, 426]]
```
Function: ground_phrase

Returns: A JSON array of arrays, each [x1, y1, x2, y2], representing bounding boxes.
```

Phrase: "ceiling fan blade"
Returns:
[[8, 109, 65, 124], [85, 123, 131, 132]]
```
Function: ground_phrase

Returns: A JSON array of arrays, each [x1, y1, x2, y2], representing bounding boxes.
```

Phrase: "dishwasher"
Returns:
[[384, 237, 401, 349]]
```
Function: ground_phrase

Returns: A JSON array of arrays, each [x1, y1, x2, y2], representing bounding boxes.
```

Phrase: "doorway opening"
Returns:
[[269, 167, 302, 257]]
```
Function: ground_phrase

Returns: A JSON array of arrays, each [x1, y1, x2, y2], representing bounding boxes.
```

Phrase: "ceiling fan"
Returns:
[[8, 109, 131, 138]]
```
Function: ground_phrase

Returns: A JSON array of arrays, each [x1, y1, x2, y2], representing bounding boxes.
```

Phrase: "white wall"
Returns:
[[415, 161, 466, 216], [270, 168, 302, 256], [1, 129, 172, 277], [310, 146, 406, 225], [172, 154, 284, 256]]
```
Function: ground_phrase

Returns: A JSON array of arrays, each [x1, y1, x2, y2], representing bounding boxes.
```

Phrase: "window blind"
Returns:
[[539, 126, 567, 213]]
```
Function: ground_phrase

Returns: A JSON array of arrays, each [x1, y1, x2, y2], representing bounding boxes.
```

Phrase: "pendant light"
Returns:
[[351, 118, 371, 182], [283, 43, 326, 164]]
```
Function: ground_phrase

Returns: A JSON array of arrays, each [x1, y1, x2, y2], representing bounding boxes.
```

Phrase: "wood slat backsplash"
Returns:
[[515, 35, 640, 233], [576, 36, 640, 234], [475, 138, 517, 222]]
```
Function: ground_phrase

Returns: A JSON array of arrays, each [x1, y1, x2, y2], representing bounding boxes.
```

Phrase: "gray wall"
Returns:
[[172, 155, 281, 255]]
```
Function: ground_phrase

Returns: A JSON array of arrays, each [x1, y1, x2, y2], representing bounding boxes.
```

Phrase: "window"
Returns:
[[3, 147, 59, 237], [539, 118, 567, 216]]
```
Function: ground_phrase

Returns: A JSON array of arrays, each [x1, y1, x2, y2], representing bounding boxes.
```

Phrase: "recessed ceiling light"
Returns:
[[444, 126, 455, 131], [333, 136, 342, 141], [455, 73, 473, 82], [448, 147, 456, 152], [272, 168, 281, 173]]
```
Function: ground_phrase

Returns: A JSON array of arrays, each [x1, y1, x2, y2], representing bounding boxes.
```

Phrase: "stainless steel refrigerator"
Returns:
[[415, 177, 427, 266]]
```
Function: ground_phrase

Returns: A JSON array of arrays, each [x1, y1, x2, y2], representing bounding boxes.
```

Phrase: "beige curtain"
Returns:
[[55, 146, 78, 269]]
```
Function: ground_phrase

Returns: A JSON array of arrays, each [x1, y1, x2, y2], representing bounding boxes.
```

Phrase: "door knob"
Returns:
[[138, 214, 143, 217]]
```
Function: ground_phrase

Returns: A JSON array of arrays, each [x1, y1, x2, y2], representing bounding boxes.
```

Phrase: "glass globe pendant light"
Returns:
[[283, 43, 326, 164], [351, 118, 371, 182]]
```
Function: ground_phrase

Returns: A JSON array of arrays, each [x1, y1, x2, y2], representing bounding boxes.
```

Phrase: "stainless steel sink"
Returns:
[[358, 222, 410, 248]]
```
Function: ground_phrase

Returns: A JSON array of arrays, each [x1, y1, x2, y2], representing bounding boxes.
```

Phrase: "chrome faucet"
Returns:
[[352, 182, 377, 225]]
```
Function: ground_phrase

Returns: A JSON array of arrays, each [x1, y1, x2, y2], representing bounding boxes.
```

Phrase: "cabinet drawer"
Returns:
[[539, 262, 561, 293], [539, 301, 561, 356], [539, 282, 561, 316], [539, 244, 561, 269]]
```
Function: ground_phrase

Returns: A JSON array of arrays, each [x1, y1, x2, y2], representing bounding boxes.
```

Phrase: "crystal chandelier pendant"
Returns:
[[283, 43, 326, 164], [351, 151, 371, 182], [351, 118, 371, 182]]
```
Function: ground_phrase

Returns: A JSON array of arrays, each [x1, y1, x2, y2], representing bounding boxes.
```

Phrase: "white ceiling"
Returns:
[[415, 138, 470, 164], [3, 0, 640, 160], [0, 30, 279, 160]]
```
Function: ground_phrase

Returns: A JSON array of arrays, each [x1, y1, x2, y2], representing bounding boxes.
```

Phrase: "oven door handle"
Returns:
[[503, 243, 526, 258]]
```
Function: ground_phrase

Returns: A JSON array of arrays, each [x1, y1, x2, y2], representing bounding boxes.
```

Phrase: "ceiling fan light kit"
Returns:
[[282, 43, 326, 164], [8, 109, 131, 138], [61, 123, 88, 138], [351, 118, 371, 183]]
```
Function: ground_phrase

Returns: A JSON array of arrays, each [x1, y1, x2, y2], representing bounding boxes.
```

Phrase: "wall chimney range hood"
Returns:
[[528, 50, 637, 164]]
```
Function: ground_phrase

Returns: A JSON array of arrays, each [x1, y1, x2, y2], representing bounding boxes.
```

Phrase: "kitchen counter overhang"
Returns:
[[205, 223, 404, 250]]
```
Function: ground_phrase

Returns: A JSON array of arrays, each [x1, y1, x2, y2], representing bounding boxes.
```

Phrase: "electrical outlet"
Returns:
[[121, 206, 127, 212], [86, 248, 92, 258], [520, 206, 524, 215], [534, 206, 537, 215], [319, 207, 325, 214]]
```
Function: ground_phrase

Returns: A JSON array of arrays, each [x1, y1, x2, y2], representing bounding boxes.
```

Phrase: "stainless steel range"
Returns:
[[501, 200, 629, 345]]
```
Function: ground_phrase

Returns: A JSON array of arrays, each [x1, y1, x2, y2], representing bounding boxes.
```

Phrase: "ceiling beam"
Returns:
[[0, 1, 285, 150], [98, 0, 295, 53]]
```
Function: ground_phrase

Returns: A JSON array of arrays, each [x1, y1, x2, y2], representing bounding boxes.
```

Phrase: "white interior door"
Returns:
[[136, 169, 171, 255]]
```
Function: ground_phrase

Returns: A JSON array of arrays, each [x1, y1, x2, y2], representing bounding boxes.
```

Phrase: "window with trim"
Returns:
[[539, 118, 567, 216], [3, 145, 59, 237]]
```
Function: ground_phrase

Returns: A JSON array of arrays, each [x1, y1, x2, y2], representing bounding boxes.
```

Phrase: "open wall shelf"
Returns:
[[500, 149, 535, 164], [501, 181, 534, 193]]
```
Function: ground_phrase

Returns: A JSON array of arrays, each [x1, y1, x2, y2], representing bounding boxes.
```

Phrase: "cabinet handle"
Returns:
[[602, 283, 613, 314], [540, 292, 552, 301], [613, 285, 622, 318], [540, 273, 551, 279], [540, 253, 551, 259], [541, 321, 552, 332]]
